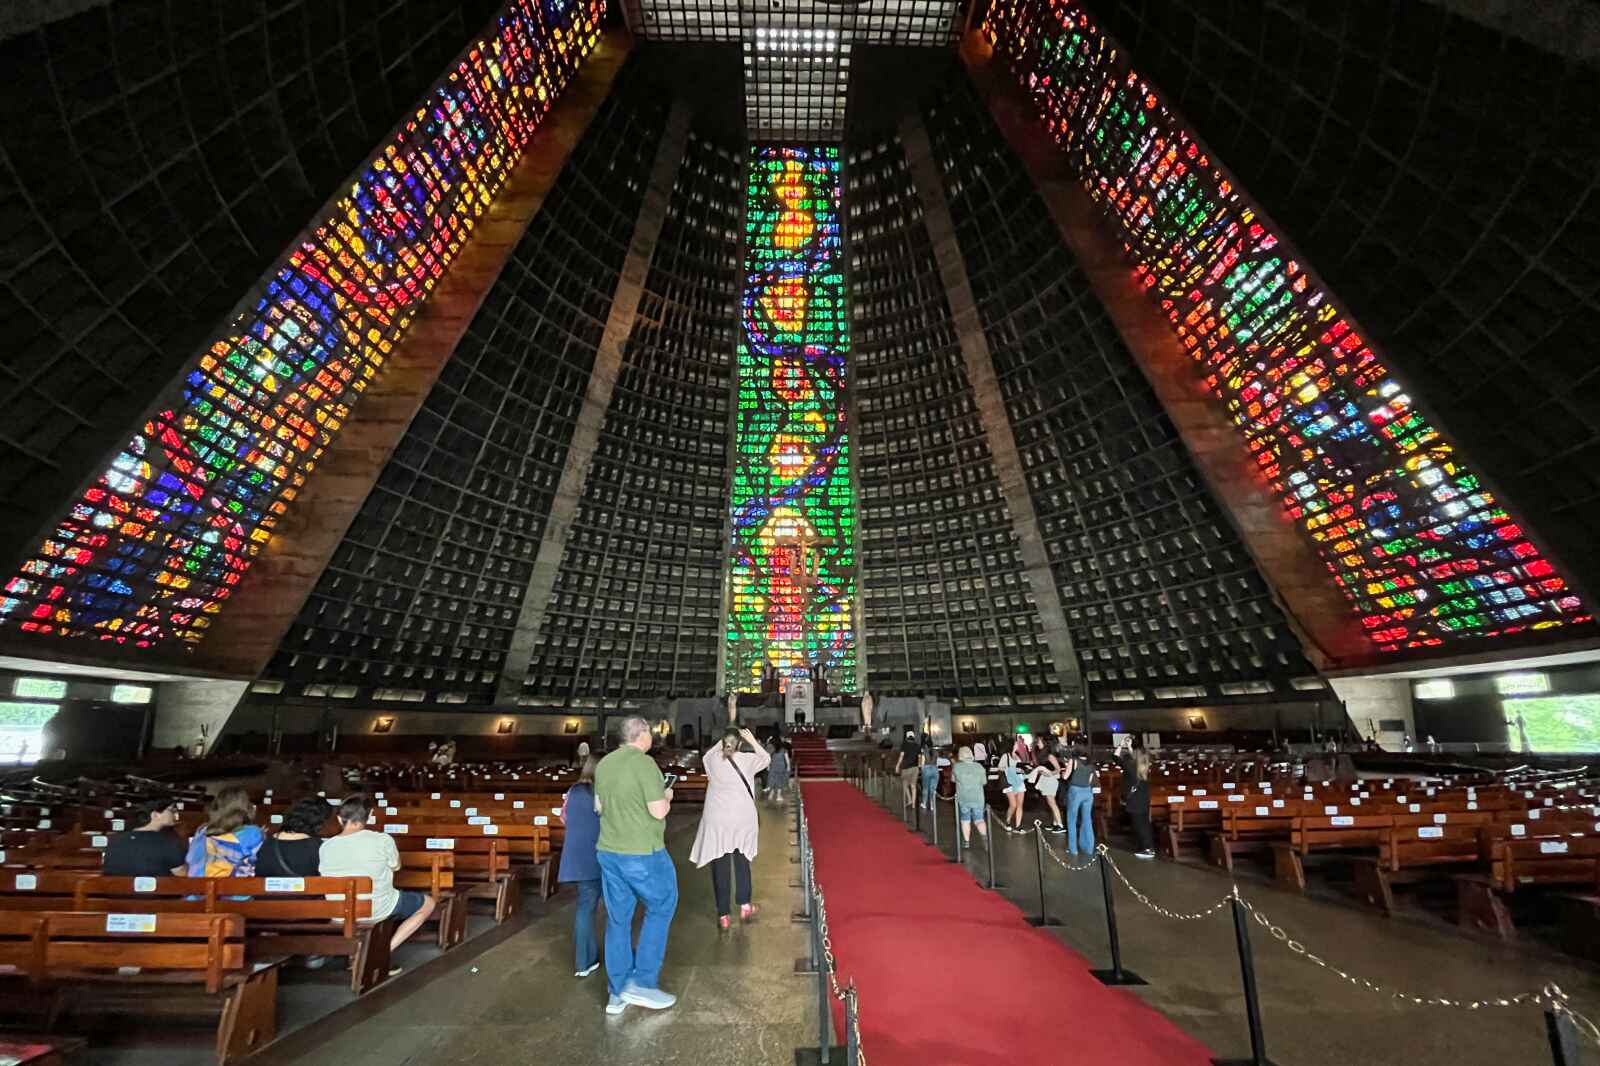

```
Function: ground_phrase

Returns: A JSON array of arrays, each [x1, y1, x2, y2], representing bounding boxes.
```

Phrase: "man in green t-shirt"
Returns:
[[594, 715, 678, 1015]]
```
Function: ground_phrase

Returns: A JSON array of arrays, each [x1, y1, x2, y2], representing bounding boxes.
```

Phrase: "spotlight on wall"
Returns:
[[563, 719, 581, 735], [495, 719, 517, 735], [960, 719, 976, 733], [1187, 714, 1208, 731], [371, 717, 395, 734]]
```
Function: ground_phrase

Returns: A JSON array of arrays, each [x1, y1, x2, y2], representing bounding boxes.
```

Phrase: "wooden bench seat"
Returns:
[[0, 910, 278, 1064], [69, 876, 395, 994], [1457, 834, 1600, 939]]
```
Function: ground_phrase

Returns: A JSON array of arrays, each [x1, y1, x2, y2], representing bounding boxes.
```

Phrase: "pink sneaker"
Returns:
[[739, 903, 758, 922], [718, 915, 731, 930]]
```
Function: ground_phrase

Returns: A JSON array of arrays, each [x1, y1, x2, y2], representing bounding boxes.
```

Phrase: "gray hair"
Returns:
[[619, 715, 651, 743]]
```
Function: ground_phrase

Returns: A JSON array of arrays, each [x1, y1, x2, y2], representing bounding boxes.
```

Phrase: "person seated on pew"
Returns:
[[103, 796, 187, 878], [259, 798, 326, 878], [320, 794, 435, 968], [186, 785, 264, 878]]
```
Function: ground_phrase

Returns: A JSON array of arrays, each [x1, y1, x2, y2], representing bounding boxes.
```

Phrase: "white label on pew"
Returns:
[[375, 793, 384, 799], [134, 877, 156, 892], [1467, 789, 1476, 799], [512, 774, 520, 780], [450, 800, 462, 809], [1261, 786, 1272, 794], [1093, 787, 1102, 794], [386, 808, 397, 816], [431, 793, 441, 800], [1544, 798, 1553, 807], [1228, 795, 1245, 802], [0, 851, 6, 862], [1417, 827, 1443, 839], [465, 808, 478, 816], [1273, 800, 1284, 808], [1540, 841, 1569, 855], [16, 874, 37, 890], [1433, 814, 1448, 824], [1427, 788, 1436, 796], [1323, 806, 1339, 815], [1192, 790, 1207, 796], [270, 815, 284, 825], [482, 826, 500, 835], [533, 817, 549, 826], [104, 809, 115, 818], [1168, 797, 1186, 805], [1177, 785, 1187, 791], [317, 792, 325, 798], [91, 835, 108, 848], [551, 808, 561, 816], [494, 794, 505, 801], [1594, 823, 1600, 833], [1199, 800, 1218, 809], [1524, 791, 1535, 799], [426, 838, 455, 850], [1467, 802, 1478, 811], [111, 820, 126, 831], [107, 914, 157, 933], [1255, 807, 1270, 816], [1396, 796, 1406, 804], [512, 802, 525, 810], [385, 825, 409, 835], [1223, 782, 1235, 788], [468, 816, 491, 826], [1351, 799, 1362, 806], [264, 878, 305, 893], [1510, 825, 1527, 837], [1330, 816, 1354, 826], [36, 819, 50, 829], [40, 808, 49, 815], [1410, 804, 1422, 813]]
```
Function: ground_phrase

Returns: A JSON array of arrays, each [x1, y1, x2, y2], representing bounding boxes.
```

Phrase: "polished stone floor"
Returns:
[[268, 799, 813, 1066], [866, 773, 1600, 1066]]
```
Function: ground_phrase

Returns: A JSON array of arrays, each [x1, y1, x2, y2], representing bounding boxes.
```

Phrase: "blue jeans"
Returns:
[[597, 848, 678, 997], [572, 878, 602, 972], [920, 765, 939, 809], [1066, 786, 1095, 856]]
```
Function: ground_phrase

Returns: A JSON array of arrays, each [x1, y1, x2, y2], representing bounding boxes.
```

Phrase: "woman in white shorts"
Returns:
[[1026, 760, 1065, 832], [998, 752, 1027, 828]]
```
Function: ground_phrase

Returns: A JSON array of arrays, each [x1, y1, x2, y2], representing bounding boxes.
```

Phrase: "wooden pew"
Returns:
[[0, 910, 278, 1064], [1456, 834, 1600, 939], [387, 833, 517, 922], [70, 876, 394, 994]]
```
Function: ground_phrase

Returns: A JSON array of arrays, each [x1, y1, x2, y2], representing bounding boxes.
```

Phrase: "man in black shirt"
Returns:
[[893, 727, 921, 810], [102, 797, 187, 878]]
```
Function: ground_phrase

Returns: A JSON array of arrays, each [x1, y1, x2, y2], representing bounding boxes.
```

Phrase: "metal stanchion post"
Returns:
[[814, 915, 830, 1065], [1025, 828, 1060, 927], [1089, 851, 1146, 986], [1213, 894, 1277, 1066], [929, 791, 939, 850], [794, 823, 813, 923], [952, 807, 963, 864], [985, 807, 1007, 891], [1546, 1001, 1583, 1066], [846, 985, 860, 1066]]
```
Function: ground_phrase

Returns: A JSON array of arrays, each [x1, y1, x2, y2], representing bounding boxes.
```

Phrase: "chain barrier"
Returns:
[[1037, 827, 1100, 873], [1242, 898, 1600, 1044], [1098, 849, 1236, 922]]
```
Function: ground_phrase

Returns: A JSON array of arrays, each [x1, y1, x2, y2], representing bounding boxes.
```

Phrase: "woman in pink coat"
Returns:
[[690, 726, 771, 929]]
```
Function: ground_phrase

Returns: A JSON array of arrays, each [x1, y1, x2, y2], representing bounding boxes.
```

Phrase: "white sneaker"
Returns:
[[621, 984, 677, 1010], [606, 995, 626, 1015], [1135, 851, 1156, 860], [576, 962, 600, 978]]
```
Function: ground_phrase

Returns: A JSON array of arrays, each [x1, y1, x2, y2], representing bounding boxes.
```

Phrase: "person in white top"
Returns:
[[320, 795, 436, 969]]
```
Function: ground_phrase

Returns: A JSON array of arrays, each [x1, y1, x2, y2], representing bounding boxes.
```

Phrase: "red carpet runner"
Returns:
[[802, 781, 1214, 1066], [790, 733, 838, 778]]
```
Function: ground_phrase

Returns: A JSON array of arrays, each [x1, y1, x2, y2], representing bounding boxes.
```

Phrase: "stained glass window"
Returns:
[[727, 145, 857, 692], [983, 0, 1589, 653], [0, 0, 604, 650]]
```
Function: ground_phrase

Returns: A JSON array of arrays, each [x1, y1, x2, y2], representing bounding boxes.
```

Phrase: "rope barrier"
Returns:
[[796, 784, 868, 1066]]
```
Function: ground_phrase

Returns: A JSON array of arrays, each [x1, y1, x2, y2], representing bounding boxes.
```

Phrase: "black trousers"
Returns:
[[711, 850, 752, 914], [1125, 790, 1154, 852]]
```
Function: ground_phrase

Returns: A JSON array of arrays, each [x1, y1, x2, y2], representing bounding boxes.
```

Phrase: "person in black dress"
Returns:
[[103, 796, 188, 877]]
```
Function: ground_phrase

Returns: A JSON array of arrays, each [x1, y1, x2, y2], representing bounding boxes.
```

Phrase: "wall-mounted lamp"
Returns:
[[371, 717, 395, 734], [495, 719, 517, 735]]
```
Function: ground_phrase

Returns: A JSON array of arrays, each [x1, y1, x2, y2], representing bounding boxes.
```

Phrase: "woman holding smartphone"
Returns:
[[690, 726, 771, 929]]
